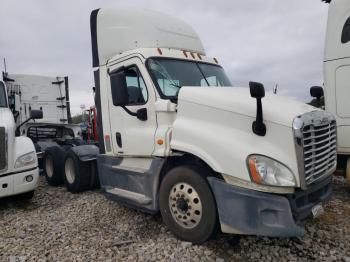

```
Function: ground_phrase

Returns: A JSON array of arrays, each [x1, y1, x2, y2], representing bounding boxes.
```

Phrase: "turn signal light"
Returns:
[[248, 158, 262, 184]]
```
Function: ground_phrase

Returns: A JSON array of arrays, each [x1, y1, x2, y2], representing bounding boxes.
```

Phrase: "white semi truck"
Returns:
[[43, 8, 337, 243], [309, 0, 350, 184], [0, 80, 42, 199], [3, 73, 82, 169]]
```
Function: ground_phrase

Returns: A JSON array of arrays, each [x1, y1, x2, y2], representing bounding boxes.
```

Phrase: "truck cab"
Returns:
[[0, 80, 41, 199], [51, 8, 336, 243], [310, 0, 350, 183]]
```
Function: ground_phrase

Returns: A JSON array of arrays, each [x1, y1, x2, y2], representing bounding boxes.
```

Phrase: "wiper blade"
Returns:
[[170, 83, 182, 89]]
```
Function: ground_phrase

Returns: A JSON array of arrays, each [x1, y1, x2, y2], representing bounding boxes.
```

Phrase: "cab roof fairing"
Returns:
[[90, 8, 206, 67]]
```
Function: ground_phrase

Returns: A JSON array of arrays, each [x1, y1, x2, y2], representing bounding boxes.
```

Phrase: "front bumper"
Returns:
[[0, 167, 39, 198], [207, 176, 332, 237]]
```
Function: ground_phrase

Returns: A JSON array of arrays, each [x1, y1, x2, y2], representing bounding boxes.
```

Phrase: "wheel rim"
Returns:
[[65, 158, 76, 184], [45, 155, 54, 178], [169, 182, 203, 229]]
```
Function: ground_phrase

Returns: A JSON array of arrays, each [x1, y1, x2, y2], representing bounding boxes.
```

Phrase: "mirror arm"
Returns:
[[15, 117, 34, 136], [253, 98, 266, 136], [121, 106, 137, 117]]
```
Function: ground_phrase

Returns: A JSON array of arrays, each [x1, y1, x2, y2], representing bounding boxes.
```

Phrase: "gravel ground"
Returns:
[[0, 175, 349, 262]]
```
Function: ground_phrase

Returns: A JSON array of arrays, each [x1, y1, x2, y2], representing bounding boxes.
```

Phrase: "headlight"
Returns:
[[247, 155, 296, 187], [15, 151, 36, 169]]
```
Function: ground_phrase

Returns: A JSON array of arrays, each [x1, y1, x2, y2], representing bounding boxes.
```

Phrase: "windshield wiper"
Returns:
[[170, 83, 182, 89]]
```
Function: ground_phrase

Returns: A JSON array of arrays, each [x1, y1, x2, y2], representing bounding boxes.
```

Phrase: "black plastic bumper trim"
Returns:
[[207, 177, 304, 237], [0, 166, 38, 178]]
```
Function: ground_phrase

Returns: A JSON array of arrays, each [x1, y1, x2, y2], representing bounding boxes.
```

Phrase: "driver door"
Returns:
[[107, 57, 157, 156]]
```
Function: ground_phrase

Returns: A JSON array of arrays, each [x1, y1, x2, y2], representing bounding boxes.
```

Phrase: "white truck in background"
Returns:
[[309, 0, 350, 184], [42, 8, 337, 243], [0, 80, 42, 199], [2, 73, 82, 167]]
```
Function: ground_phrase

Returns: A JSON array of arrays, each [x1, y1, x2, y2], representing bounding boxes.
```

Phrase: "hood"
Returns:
[[0, 107, 15, 128], [177, 86, 318, 127]]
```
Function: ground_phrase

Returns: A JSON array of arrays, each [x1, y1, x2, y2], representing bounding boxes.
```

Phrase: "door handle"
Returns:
[[116, 132, 122, 148]]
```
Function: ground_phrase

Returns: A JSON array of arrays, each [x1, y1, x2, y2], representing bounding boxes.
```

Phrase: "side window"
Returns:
[[341, 17, 350, 44], [124, 66, 148, 105]]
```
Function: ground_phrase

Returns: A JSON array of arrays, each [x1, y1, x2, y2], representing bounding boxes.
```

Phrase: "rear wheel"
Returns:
[[63, 150, 92, 193], [159, 165, 218, 244], [44, 146, 65, 186]]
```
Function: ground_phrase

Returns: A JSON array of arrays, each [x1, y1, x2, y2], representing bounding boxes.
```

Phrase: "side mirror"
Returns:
[[310, 86, 324, 101], [250, 81, 265, 98], [30, 109, 43, 120], [136, 108, 148, 121], [110, 70, 128, 106], [249, 81, 266, 136], [15, 109, 43, 136]]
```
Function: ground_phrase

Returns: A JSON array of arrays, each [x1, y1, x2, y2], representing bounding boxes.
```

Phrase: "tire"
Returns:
[[159, 165, 218, 244], [44, 146, 65, 186], [15, 190, 34, 201], [63, 150, 92, 193], [346, 158, 350, 187]]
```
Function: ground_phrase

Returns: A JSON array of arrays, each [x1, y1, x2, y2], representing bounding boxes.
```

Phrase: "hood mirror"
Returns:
[[310, 86, 324, 101], [250, 81, 266, 136]]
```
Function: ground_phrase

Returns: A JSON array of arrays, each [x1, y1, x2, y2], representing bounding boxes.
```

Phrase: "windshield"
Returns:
[[147, 58, 232, 98], [0, 82, 7, 108]]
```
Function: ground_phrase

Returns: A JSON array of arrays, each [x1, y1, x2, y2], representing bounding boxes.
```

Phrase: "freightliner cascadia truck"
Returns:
[[0, 80, 42, 199], [308, 0, 350, 184], [43, 8, 337, 243]]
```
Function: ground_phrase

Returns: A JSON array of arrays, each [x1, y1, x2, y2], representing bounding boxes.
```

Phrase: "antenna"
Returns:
[[273, 84, 278, 94], [3, 58, 7, 73]]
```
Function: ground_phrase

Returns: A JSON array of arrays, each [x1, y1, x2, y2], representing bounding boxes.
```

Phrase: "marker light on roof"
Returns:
[[182, 50, 188, 58], [157, 48, 162, 55]]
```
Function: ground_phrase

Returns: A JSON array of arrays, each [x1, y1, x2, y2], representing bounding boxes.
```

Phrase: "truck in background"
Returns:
[[2, 73, 83, 168], [309, 0, 350, 184], [0, 80, 42, 199], [41, 8, 336, 243]]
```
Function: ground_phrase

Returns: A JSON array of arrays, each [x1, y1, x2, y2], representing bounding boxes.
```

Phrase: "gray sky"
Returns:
[[0, 0, 329, 115]]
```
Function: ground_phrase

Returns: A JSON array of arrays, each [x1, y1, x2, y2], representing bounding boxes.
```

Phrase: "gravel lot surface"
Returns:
[[0, 175, 349, 262]]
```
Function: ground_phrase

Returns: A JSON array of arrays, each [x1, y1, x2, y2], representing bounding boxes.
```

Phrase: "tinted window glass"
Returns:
[[124, 67, 148, 105], [147, 58, 232, 98], [341, 17, 350, 44]]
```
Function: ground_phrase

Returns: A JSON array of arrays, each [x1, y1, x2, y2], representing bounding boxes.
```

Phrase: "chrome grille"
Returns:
[[303, 121, 337, 184], [293, 111, 337, 188], [0, 127, 6, 171]]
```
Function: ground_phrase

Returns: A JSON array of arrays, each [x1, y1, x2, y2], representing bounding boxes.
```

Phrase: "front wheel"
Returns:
[[159, 165, 218, 244]]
